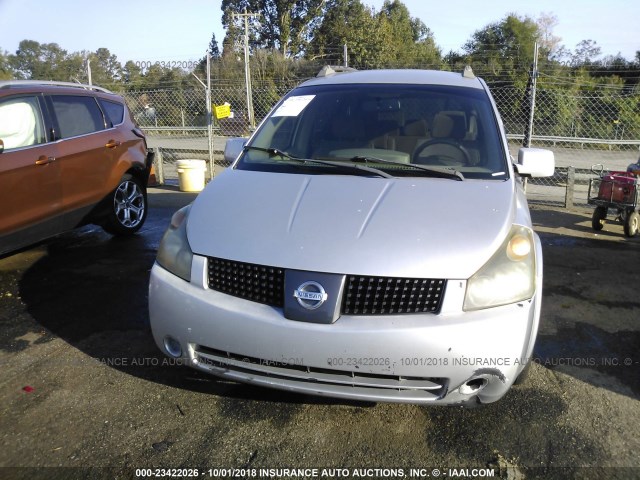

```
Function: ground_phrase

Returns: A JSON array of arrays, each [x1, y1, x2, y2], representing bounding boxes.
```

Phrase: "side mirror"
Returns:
[[223, 137, 248, 164], [0, 139, 4, 154], [515, 147, 555, 178]]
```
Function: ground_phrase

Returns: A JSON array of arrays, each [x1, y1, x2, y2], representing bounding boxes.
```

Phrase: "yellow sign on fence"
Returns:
[[214, 103, 231, 120]]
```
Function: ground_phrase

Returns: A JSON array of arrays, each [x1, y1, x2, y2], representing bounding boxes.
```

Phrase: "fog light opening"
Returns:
[[460, 377, 488, 395], [164, 336, 183, 358]]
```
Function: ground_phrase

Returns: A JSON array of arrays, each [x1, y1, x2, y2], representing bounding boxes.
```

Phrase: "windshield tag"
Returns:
[[272, 95, 316, 117]]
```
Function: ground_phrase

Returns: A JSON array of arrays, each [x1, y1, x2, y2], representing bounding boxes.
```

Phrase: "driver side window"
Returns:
[[0, 96, 46, 151]]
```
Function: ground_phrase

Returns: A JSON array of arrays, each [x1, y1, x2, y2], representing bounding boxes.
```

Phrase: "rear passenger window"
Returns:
[[98, 99, 125, 127], [50, 95, 105, 138], [0, 96, 47, 150]]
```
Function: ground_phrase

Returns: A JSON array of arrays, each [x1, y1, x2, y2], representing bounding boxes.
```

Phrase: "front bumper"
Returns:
[[149, 256, 541, 405]]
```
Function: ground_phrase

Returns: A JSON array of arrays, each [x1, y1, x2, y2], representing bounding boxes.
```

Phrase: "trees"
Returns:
[[463, 13, 540, 82], [88, 48, 123, 85], [221, 0, 325, 57], [536, 12, 562, 60], [308, 0, 440, 68], [0, 2, 635, 118], [458, 14, 640, 142], [308, 0, 376, 65], [218, 0, 440, 65], [10, 40, 69, 80], [376, 0, 439, 67], [194, 32, 223, 81], [0, 50, 16, 80], [208, 33, 221, 59], [122, 61, 144, 89], [571, 39, 602, 66], [2, 39, 205, 91], [5, 40, 119, 85]]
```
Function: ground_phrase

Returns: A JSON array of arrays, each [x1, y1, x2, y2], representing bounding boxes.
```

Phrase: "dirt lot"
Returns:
[[1, 188, 639, 480]]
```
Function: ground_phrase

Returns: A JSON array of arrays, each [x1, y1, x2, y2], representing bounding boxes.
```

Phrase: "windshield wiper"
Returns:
[[350, 155, 464, 181], [243, 146, 393, 178]]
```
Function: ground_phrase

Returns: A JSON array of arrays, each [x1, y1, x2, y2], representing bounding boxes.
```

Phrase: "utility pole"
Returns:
[[190, 57, 213, 180], [343, 44, 348, 68], [206, 53, 214, 180], [521, 42, 539, 194], [87, 59, 92, 86], [233, 9, 258, 130], [524, 41, 539, 148]]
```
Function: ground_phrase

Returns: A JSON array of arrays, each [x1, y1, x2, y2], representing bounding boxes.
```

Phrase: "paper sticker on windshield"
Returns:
[[272, 95, 315, 117]]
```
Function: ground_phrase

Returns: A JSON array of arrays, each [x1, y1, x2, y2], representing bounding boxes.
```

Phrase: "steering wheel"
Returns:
[[412, 139, 471, 166]]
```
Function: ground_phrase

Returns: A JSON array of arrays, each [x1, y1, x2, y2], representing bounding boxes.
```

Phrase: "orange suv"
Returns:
[[0, 80, 153, 256]]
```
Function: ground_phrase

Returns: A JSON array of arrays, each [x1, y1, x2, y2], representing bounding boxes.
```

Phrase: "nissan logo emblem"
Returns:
[[293, 281, 328, 310]]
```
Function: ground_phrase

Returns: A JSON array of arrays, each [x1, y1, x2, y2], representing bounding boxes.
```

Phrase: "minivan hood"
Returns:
[[187, 170, 516, 279]]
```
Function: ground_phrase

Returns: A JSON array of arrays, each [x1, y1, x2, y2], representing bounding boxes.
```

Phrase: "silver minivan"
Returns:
[[149, 68, 554, 405]]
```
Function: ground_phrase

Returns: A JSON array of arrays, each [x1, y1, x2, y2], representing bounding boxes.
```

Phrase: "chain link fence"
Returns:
[[123, 83, 294, 184], [126, 79, 640, 210], [490, 85, 640, 208], [123, 89, 213, 183]]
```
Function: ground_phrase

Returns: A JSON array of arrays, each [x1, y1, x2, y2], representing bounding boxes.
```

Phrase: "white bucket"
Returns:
[[176, 159, 206, 192]]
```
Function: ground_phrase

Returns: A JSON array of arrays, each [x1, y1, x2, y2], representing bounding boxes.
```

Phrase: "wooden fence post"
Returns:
[[565, 166, 575, 209]]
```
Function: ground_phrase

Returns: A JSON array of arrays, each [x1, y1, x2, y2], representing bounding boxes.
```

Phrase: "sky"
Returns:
[[0, 0, 638, 65]]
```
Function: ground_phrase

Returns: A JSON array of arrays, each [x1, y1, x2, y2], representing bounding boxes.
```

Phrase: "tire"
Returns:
[[617, 208, 627, 224], [102, 174, 148, 236], [591, 206, 607, 231], [624, 211, 639, 237]]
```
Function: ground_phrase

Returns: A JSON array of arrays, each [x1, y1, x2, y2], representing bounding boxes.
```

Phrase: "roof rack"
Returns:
[[316, 65, 358, 78], [0, 80, 113, 94], [462, 65, 475, 79]]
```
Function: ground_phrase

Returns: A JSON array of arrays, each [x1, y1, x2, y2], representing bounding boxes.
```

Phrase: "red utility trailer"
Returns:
[[588, 165, 639, 237]]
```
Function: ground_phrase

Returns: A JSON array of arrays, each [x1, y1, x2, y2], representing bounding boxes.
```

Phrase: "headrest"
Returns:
[[432, 111, 467, 140], [465, 114, 478, 141], [403, 119, 428, 136], [372, 119, 401, 136]]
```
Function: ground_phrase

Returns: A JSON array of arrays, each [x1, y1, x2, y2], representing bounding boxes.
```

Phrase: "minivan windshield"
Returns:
[[236, 83, 508, 180]]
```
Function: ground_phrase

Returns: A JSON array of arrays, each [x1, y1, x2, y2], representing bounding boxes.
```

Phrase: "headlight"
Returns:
[[463, 225, 536, 311], [156, 205, 193, 282]]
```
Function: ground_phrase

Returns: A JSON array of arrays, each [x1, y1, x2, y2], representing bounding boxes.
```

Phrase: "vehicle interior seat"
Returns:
[[395, 118, 429, 156], [462, 113, 482, 166], [412, 111, 471, 166], [366, 119, 399, 150], [0, 101, 37, 149]]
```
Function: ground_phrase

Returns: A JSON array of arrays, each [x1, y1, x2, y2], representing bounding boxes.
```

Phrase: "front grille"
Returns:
[[207, 257, 446, 315], [194, 345, 448, 400], [208, 257, 284, 307], [342, 275, 446, 315]]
